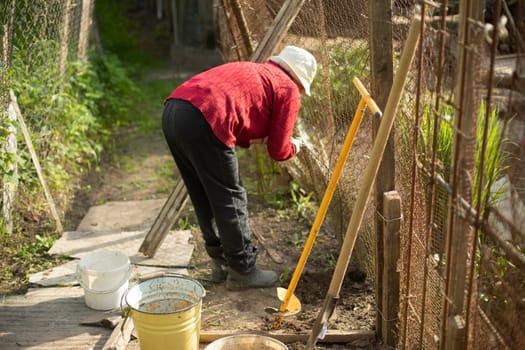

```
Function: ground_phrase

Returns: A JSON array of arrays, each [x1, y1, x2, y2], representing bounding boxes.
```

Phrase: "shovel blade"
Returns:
[[306, 295, 339, 349]]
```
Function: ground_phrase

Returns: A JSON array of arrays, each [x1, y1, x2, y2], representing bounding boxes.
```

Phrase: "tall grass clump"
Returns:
[[418, 100, 507, 211]]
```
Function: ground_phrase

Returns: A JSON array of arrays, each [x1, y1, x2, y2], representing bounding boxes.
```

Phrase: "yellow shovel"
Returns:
[[265, 78, 381, 326]]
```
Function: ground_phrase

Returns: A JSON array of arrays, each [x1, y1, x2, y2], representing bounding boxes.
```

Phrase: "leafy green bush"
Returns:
[[301, 44, 369, 125], [4, 39, 139, 218]]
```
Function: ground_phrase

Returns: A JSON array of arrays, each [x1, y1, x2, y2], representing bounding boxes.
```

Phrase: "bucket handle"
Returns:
[[119, 283, 134, 332], [120, 302, 132, 333], [77, 264, 132, 295]]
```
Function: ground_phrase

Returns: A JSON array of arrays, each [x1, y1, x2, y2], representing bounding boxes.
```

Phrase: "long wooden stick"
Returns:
[[200, 329, 375, 344], [139, 179, 189, 257], [250, 0, 307, 62], [306, 14, 422, 349], [275, 78, 380, 319], [9, 90, 63, 234]]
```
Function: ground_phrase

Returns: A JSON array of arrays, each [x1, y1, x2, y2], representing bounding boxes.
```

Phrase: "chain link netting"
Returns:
[[217, 0, 524, 348], [1, 0, 93, 232], [218, 0, 376, 278], [1, 0, 523, 348], [394, 1, 525, 349]]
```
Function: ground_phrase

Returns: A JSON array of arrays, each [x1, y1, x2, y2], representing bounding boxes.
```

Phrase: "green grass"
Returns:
[[418, 100, 507, 210], [94, 1, 162, 71]]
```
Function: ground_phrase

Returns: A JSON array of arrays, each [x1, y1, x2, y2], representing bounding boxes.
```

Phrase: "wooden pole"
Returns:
[[442, 0, 484, 349], [306, 16, 421, 349], [2, 103, 17, 235], [220, 0, 250, 61], [139, 179, 189, 257], [59, 0, 71, 83], [77, 0, 92, 60], [368, 0, 394, 341], [9, 90, 64, 234], [382, 190, 401, 347], [251, 0, 306, 62], [200, 329, 375, 344], [229, 0, 254, 56]]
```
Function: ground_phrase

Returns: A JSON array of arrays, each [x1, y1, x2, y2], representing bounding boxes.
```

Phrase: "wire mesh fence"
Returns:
[[218, 0, 524, 348], [1, 0, 523, 348], [0, 0, 94, 232], [218, 0, 376, 278], [395, 1, 525, 349]]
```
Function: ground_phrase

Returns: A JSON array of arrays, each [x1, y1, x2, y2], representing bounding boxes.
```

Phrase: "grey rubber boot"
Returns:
[[226, 266, 279, 290], [210, 258, 228, 283]]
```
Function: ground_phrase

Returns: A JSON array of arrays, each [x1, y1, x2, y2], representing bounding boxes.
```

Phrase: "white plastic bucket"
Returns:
[[123, 275, 205, 350], [77, 250, 131, 310], [205, 334, 288, 349]]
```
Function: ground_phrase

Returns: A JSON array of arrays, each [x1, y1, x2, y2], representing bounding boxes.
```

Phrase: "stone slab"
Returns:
[[29, 261, 189, 288], [48, 229, 194, 267], [76, 198, 167, 232]]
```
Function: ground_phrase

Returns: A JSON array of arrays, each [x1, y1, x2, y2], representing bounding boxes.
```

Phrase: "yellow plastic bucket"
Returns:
[[124, 275, 205, 350]]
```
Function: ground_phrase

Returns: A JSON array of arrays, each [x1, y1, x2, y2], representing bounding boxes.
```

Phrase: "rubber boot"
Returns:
[[210, 258, 228, 283], [226, 266, 278, 290]]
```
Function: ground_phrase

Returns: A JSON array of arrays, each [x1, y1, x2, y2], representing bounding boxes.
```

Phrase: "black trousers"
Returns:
[[162, 99, 258, 273]]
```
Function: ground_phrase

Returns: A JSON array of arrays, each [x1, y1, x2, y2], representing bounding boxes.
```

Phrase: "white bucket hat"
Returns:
[[270, 46, 317, 96]]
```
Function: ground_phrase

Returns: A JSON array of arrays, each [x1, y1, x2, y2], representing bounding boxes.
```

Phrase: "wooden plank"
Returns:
[[369, 0, 394, 341], [9, 90, 64, 234], [102, 316, 134, 350], [251, 0, 307, 62], [138, 179, 189, 257], [199, 329, 375, 344], [381, 190, 401, 347], [0, 287, 111, 349]]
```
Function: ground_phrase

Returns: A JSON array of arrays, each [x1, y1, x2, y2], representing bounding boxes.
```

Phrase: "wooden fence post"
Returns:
[[2, 102, 18, 235], [382, 190, 401, 347], [59, 0, 71, 83], [443, 0, 484, 348], [369, 0, 394, 341], [78, 0, 93, 60]]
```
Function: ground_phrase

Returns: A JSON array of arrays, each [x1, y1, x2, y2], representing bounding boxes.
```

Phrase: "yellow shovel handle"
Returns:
[[279, 78, 377, 313]]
